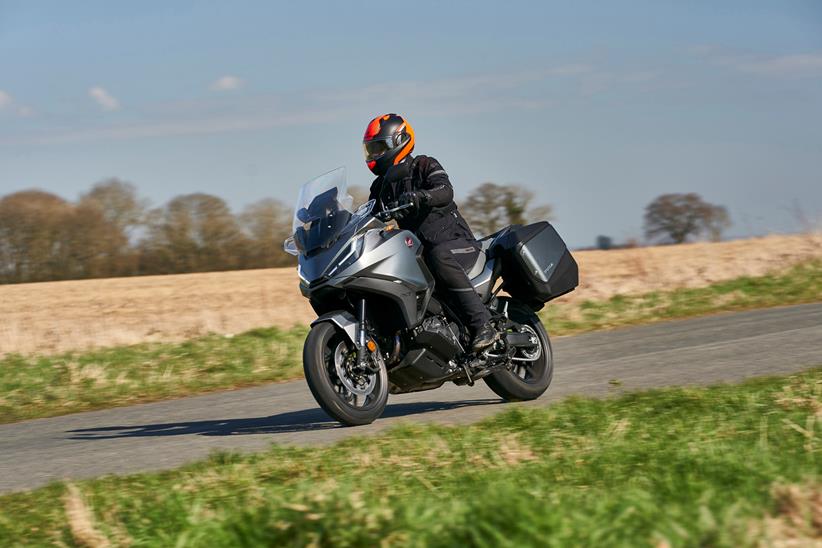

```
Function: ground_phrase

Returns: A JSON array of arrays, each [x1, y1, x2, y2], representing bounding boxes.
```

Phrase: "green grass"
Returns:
[[1, 369, 820, 547], [1, 261, 820, 424], [0, 326, 307, 424]]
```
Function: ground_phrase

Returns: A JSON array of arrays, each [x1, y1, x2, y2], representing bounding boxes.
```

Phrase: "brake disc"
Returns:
[[333, 341, 376, 397]]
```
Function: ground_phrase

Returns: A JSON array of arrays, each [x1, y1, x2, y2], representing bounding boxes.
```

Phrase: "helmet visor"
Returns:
[[363, 139, 392, 161]]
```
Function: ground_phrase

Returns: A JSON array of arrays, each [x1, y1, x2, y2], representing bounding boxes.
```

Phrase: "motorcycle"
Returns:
[[284, 167, 578, 426]]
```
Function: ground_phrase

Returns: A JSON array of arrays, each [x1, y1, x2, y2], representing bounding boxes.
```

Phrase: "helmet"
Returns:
[[362, 113, 415, 176]]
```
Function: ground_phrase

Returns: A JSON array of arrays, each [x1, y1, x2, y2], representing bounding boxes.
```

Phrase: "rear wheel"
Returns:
[[303, 322, 388, 426], [483, 299, 553, 401]]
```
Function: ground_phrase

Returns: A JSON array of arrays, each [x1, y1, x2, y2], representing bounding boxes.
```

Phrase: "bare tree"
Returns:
[[141, 193, 248, 273], [78, 179, 146, 275], [240, 198, 294, 268], [80, 178, 148, 237], [704, 206, 732, 242], [0, 191, 70, 282], [644, 193, 731, 244], [462, 183, 553, 237], [0, 190, 127, 283], [60, 201, 130, 279]]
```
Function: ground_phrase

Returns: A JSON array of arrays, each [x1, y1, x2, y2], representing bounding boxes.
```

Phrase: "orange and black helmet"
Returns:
[[362, 113, 415, 176]]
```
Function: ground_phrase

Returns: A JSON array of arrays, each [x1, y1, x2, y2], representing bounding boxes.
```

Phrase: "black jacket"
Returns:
[[368, 155, 476, 247]]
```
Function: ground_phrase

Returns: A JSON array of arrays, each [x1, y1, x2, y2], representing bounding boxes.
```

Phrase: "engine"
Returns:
[[388, 315, 464, 394], [415, 315, 463, 361]]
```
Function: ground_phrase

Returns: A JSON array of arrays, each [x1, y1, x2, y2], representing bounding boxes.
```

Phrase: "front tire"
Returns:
[[303, 322, 388, 426], [483, 299, 554, 401]]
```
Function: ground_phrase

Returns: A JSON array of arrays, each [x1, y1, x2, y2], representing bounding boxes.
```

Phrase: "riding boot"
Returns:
[[472, 323, 498, 352], [448, 288, 496, 350]]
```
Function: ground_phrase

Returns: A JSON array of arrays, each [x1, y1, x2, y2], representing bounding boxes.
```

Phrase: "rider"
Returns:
[[362, 113, 497, 351]]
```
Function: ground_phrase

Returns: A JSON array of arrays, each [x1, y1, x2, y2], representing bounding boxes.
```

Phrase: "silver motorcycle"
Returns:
[[285, 167, 578, 426]]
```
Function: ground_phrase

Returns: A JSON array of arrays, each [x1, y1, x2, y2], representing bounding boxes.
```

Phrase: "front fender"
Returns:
[[311, 311, 359, 346]]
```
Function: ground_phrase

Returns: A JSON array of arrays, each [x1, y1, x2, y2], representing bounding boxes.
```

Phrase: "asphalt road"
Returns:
[[2, 303, 821, 494]]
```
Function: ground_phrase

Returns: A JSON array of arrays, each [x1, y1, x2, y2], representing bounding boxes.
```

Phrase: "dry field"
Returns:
[[1, 233, 820, 356]]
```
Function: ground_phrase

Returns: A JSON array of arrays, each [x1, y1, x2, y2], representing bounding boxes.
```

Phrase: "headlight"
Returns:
[[327, 235, 365, 277]]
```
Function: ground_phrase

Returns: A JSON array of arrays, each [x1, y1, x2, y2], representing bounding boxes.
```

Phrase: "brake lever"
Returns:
[[376, 203, 412, 222]]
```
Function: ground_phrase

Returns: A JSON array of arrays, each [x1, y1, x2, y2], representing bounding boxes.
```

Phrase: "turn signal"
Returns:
[[366, 340, 377, 353]]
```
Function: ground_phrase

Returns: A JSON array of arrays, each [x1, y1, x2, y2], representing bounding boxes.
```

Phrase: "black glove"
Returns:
[[398, 191, 429, 213], [393, 201, 412, 221]]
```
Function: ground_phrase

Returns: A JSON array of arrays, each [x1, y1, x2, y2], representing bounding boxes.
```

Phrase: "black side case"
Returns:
[[492, 222, 579, 310]]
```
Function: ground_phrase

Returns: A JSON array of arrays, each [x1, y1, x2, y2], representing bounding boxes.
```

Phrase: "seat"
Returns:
[[466, 238, 493, 280]]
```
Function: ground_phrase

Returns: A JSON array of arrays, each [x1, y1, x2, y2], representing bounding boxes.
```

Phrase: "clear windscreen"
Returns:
[[288, 167, 355, 254]]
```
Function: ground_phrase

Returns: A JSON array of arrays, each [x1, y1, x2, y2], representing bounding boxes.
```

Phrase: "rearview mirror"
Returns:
[[354, 199, 376, 218], [283, 237, 299, 256]]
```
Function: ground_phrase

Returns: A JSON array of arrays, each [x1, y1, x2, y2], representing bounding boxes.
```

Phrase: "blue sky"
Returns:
[[1, 0, 821, 247]]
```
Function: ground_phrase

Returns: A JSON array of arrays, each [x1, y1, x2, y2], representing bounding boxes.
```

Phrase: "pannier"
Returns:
[[491, 222, 579, 309]]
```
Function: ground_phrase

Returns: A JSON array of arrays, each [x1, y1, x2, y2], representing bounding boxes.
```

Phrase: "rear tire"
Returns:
[[483, 299, 553, 401], [303, 322, 388, 426]]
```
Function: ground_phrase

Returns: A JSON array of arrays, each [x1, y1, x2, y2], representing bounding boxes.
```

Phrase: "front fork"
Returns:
[[356, 299, 369, 366], [356, 299, 383, 374]]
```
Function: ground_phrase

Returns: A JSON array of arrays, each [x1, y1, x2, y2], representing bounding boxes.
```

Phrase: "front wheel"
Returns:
[[303, 322, 388, 426], [483, 299, 554, 401]]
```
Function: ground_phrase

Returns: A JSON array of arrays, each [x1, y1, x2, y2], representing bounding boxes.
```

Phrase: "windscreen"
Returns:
[[291, 167, 355, 254]]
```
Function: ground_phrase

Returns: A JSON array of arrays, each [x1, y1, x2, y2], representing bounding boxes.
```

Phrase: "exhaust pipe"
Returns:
[[388, 335, 402, 365], [504, 332, 535, 348]]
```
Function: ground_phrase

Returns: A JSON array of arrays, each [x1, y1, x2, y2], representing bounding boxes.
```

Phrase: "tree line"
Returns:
[[0, 179, 552, 284], [0, 179, 296, 284], [0, 176, 727, 284]]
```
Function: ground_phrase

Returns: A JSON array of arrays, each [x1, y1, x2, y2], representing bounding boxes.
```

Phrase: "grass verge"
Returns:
[[0, 327, 307, 424], [542, 260, 822, 335], [1, 369, 820, 546], [1, 261, 820, 424]]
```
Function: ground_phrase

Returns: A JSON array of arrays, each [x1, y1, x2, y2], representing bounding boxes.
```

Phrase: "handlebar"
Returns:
[[375, 203, 413, 222]]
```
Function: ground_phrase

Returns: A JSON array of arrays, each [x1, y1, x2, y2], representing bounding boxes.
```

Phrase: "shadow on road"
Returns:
[[66, 399, 501, 440]]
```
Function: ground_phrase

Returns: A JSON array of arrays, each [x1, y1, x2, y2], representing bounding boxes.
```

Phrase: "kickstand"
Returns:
[[461, 363, 475, 387]]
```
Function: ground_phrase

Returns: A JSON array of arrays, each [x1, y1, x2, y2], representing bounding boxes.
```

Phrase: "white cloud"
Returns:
[[689, 46, 822, 77], [210, 75, 244, 91], [0, 90, 34, 117], [88, 86, 121, 111], [735, 54, 822, 76]]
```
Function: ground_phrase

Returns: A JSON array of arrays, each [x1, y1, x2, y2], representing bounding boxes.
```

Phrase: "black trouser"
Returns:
[[425, 239, 492, 332]]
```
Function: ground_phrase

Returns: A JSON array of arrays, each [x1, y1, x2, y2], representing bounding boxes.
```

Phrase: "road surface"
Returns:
[[1, 303, 821, 494]]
